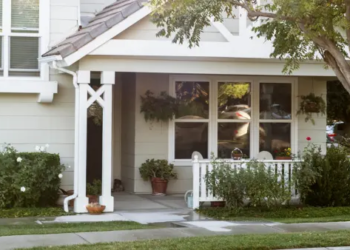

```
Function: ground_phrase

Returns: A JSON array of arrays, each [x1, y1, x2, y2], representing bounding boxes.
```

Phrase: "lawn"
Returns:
[[22, 230, 350, 250], [0, 221, 156, 237], [197, 206, 350, 223], [0, 207, 74, 218]]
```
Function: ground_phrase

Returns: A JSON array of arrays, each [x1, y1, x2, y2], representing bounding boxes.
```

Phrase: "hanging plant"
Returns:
[[88, 102, 103, 126], [140, 91, 178, 123], [297, 93, 326, 125]]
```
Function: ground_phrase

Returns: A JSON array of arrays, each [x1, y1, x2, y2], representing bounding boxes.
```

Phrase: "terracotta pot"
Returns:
[[305, 102, 320, 113], [87, 195, 99, 203], [232, 154, 243, 160], [151, 178, 168, 196], [86, 205, 105, 215], [211, 201, 226, 208], [275, 156, 292, 160]]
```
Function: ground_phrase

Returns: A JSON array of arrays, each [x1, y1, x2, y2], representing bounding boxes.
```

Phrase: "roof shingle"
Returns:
[[42, 0, 147, 58]]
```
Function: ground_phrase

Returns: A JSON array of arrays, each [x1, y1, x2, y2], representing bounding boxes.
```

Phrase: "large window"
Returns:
[[170, 77, 296, 162], [0, 0, 43, 78]]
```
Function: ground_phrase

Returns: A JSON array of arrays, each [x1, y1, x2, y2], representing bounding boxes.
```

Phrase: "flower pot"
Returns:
[[211, 201, 226, 208], [86, 205, 105, 215], [151, 178, 168, 196], [305, 102, 320, 113], [87, 195, 99, 203], [275, 156, 292, 160], [232, 154, 243, 160]]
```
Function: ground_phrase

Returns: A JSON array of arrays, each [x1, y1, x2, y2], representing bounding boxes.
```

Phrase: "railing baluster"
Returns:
[[192, 156, 200, 209], [200, 163, 207, 200], [207, 163, 213, 200]]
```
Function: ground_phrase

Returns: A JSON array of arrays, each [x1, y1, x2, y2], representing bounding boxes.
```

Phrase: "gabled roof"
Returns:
[[43, 0, 147, 58]]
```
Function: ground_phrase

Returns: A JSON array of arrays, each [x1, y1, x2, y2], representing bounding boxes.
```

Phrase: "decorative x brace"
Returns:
[[86, 85, 106, 108]]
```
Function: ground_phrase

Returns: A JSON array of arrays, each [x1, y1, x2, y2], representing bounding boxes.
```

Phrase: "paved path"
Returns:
[[2, 221, 350, 250]]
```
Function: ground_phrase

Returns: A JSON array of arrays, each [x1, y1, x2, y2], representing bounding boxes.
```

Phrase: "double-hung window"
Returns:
[[169, 76, 296, 163], [0, 0, 47, 78]]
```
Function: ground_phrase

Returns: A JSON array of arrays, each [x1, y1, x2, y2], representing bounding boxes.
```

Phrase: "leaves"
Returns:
[[297, 93, 326, 125], [139, 159, 177, 181]]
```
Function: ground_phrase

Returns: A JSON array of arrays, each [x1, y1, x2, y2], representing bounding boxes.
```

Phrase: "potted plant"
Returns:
[[231, 148, 243, 160], [86, 179, 102, 203], [139, 159, 177, 196], [297, 93, 326, 125], [140, 91, 178, 123], [274, 147, 292, 160], [86, 203, 105, 215]]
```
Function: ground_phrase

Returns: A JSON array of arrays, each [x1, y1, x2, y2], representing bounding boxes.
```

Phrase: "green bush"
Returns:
[[296, 144, 350, 206], [0, 144, 65, 208], [139, 159, 177, 181], [87, 179, 102, 196], [205, 158, 291, 209]]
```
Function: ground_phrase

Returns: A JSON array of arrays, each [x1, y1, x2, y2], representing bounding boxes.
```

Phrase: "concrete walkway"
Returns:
[[2, 221, 350, 250]]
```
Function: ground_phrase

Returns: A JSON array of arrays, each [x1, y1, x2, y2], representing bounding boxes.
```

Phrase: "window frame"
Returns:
[[0, 0, 49, 80], [169, 75, 298, 165]]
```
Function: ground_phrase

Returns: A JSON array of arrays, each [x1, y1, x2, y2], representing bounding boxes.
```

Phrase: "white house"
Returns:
[[0, 0, 333, 213]]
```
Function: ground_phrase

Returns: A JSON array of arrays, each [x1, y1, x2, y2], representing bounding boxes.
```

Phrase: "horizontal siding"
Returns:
[[80, 0, 115, 16]]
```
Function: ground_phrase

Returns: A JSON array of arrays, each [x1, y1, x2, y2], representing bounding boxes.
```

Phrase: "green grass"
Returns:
[[0, 221, 156, 237], [197, 206, 350, 223], [0, 207, 74, 218], [22, 230, 350, 250]]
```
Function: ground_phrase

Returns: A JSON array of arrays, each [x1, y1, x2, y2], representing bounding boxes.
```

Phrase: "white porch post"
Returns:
[[74, 70, 90, 213], [99, 71, 115, 212]]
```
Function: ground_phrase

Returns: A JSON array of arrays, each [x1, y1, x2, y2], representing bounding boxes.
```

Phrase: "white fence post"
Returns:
[[192, 155, 200, 209]]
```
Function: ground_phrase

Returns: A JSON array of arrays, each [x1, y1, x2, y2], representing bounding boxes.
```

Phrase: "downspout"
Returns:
[[51, 61, 80, 213]]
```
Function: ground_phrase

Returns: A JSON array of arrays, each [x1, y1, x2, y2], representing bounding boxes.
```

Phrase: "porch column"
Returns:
[[99, 71, 115, 212], [74, 70, 91, 213]]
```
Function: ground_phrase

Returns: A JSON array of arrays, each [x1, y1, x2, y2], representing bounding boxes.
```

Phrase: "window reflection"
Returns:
[[175, 81, 209, 119], [259, 123, 291, 157], [260, 83, 291, 120], [218, 82, 251, 119], [175, 123, 208, 159], [218, 123, 250, 158]]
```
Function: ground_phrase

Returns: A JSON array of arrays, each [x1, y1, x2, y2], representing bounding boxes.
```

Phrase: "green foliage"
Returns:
[[0, 207, 73, 218], [139, 159, 177, 181], [297, 93, 326, 125], [86, 179, 102, 196], [295, 144, 350, 207], [0, 144, 65, 208], [205, 158, 292, 209], [218, 82, 250, 108], [140, 91, 178, 123]]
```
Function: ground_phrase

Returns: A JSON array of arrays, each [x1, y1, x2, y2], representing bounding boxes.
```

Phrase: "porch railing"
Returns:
[[192, 156, 301, 209]]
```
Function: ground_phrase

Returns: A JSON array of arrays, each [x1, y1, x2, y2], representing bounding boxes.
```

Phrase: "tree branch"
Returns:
[[345, 0, 350, 51], [324, 51, 350, 94]]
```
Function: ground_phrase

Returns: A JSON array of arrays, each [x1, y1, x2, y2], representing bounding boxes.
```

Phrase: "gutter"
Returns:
[[51, 61, 80, 213]]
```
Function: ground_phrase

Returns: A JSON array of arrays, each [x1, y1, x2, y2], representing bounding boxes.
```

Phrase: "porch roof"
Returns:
[[42, 0, 147, 58]]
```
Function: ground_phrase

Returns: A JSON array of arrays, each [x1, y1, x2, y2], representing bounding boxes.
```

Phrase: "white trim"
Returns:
[[168, 75, 298, 165], [63, 6, 152, 66], [210, 17, 235, 42], [0, 80, 58, 102]]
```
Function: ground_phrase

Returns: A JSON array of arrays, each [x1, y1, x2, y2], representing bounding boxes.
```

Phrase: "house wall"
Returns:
[[120, 73, 137, 192], [81, 0, 115, 16], [298, 78, 327, 154], [116, 11, 240, 42]]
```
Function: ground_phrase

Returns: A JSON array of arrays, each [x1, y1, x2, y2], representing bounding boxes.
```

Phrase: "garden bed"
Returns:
[[197, 206, 350, 223]]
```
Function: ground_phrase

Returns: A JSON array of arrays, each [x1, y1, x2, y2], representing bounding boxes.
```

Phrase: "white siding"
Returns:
[[80, 0, 115, 16], [298, 78, 327, 154]]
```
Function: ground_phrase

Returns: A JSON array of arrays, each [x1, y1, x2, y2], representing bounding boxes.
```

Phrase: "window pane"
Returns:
[[11, 0, 39, 31], [260, 83, 292, 120], [218, 82, 251, 119], [175, 81, 209, 119], [259, 123, 291, 158], [218, 123, 250, 158], [175, 122, 208, 159], [10, 37, 39, 72]]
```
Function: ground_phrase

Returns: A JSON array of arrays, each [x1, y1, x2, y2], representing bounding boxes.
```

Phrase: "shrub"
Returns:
[[87, 179, 102, 196], [297, 144, 350, 207], [139, 159, 177, 181], [205, 158, 292, 209], [0, 144, 65, 208]]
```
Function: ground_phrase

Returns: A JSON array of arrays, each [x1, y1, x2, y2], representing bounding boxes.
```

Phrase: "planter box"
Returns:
[[275, 156, 292, 160]]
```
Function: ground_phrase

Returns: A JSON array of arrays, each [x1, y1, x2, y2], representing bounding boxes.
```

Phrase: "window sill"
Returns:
[[0, 79, 58, 103]]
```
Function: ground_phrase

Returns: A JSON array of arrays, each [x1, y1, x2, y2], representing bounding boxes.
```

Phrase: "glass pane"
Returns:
[[175, 122, 208, 159], [10, 37, 39, 70], [218, 123, 250, 159], [175, 81, 209, 119], [11, 0, 39, 31], [218, 82, 251, 120], [259, 123, 291, 158], [260, 83, 292, 120]]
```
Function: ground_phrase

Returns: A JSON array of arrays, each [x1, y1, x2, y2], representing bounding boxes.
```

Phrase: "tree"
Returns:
[[149, 0, 350, 93]]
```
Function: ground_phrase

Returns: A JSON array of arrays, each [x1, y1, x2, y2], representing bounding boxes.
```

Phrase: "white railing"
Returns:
[[192, 156, 301, 209]]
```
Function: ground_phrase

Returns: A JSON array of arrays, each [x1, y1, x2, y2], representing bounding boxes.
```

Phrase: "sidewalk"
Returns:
[[2, 221, 350, 250]]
